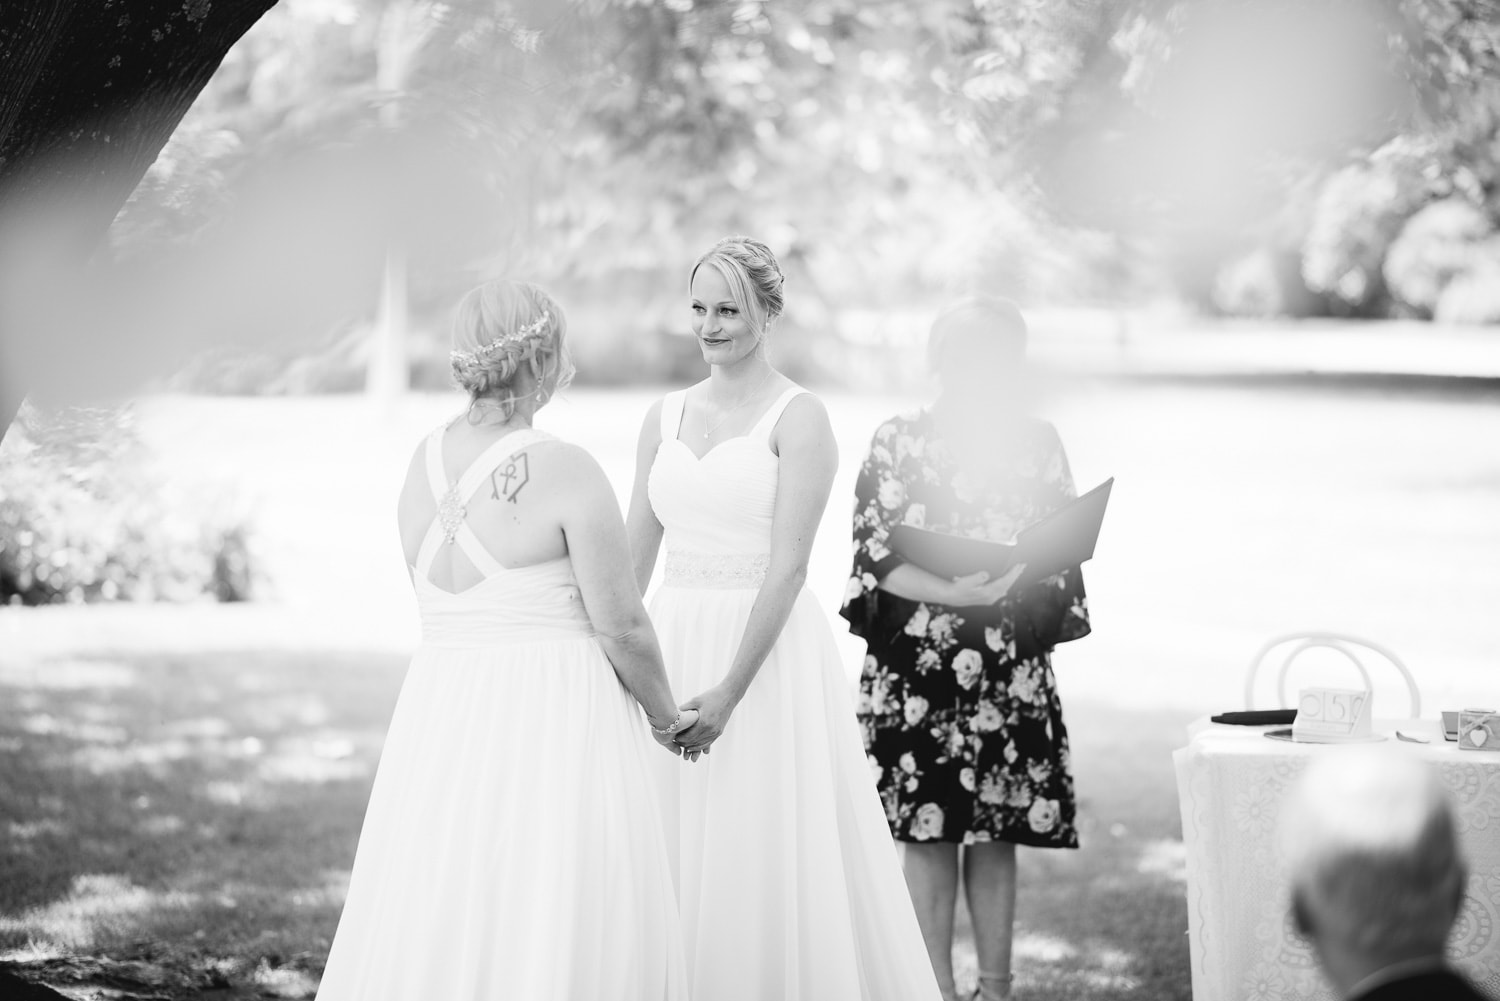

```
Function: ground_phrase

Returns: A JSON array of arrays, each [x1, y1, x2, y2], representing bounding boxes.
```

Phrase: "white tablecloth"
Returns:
[[1174, 717, 1500, 1001]]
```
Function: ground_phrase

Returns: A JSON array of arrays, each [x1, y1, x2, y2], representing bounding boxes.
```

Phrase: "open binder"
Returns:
[[887, 478, 1113, 588]]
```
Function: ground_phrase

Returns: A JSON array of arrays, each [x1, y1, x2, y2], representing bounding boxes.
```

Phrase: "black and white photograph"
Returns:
[[2, 2, 1499, 1000]]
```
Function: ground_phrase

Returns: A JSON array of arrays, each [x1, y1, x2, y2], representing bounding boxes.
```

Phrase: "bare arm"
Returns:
[[624, 400, 666, 595], [556, 443, 681, 730], [880, 563, 1024, 606], [675, 395, 837, 750]]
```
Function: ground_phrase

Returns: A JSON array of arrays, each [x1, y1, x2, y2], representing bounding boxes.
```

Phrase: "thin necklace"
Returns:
[[702, 369, 774, 439]]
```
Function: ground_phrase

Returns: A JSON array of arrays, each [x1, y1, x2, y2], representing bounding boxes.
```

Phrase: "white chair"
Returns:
[[1244, 632, 1421, 717]]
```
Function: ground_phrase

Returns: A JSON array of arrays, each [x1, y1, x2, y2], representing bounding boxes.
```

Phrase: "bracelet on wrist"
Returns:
[[650, 712, 684, 736]]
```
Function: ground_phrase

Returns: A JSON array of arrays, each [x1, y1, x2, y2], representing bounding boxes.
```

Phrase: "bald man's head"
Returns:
[[1280, 746, 1465, 962]]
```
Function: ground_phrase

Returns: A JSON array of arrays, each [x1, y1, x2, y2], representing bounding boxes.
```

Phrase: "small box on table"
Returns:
[[1458, 708, 1500, 751], [1293, 688, 1373, 742]]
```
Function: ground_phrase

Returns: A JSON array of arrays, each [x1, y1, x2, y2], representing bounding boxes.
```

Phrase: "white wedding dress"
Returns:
[[647, 387, 944, 1001], [316, 425, 689, 1001]]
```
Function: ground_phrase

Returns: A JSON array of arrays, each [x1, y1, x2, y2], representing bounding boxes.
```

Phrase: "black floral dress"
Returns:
[[840, 408, 1090, 847]]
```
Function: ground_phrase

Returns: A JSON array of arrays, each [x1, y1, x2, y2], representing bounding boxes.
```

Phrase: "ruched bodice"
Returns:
[[649, 438, 780, 555], [414, 557, 593, 648], [647, 387, 805, 564]]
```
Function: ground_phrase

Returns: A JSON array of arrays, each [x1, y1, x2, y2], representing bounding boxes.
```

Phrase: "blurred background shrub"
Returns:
[[1384, 197, 1495, 318], [0, 404, 258, 605]]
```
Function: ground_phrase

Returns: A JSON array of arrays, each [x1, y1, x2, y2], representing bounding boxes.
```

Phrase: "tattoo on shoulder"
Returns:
[[490, 451, 532, 504]]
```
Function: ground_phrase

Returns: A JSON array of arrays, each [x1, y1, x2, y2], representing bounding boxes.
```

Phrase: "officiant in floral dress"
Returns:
[[840, 295, 1091, 1001]]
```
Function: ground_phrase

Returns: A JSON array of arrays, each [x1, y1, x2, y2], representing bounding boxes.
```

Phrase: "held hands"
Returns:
[[674, 684, 739, 763], [650, 708, 700, 757], [945, 563, 1026, 607]]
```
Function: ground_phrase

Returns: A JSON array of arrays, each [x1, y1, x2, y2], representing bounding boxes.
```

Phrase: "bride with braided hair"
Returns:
[[627, 237, 944, 999], [316, 279, 693, 1000]]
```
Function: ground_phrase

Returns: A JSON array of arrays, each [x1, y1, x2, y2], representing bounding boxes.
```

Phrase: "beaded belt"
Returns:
[[663, 551, 770, 589]]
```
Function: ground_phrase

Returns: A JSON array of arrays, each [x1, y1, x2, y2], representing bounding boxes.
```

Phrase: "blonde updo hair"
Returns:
[[450, 280, 574, 421], [690, 235, 785, 340], [927, 294, 1028, 372]]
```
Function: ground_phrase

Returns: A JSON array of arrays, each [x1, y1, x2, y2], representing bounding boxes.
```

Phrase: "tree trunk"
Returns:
[[0, 0, 279, 437], [368, 246, 409, 408]]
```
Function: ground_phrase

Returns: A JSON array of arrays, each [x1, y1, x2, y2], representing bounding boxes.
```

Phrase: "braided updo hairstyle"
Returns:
[[450, 280, 574, 423], [690, 235, 785, 341]]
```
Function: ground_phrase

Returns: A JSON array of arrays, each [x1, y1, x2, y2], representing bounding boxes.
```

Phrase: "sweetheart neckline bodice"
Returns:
[[648, 387, 809, 558], [660, 435, 778, 465]]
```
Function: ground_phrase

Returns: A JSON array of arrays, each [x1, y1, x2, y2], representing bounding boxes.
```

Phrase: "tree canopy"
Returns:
[[7, 0, 1500, 406]]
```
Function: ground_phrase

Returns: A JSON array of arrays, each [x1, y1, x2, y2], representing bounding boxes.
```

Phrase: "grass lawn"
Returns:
[[0, 649, 1194, 1000], [10, 374, 1499, 999]]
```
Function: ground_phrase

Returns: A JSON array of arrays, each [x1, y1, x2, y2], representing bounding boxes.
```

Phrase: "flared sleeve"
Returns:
[[840, 418, 911, 640], [1011, 423, 1092, 650]]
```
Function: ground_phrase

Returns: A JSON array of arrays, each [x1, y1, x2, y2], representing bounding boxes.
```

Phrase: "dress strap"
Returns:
[[749, 385, 809, 441], [413, 519, 445, 580], [413, 427, 453, 577], [413, 425, 553, 581], [451, 428, 553, 505], [659, 390, 687, 443]]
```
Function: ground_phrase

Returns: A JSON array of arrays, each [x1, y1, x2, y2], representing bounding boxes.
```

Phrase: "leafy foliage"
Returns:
[[1384, 196, 1494, 317], [0, 405, 257, 605], [106, 0, 1500, 391], [1301, 138, 1439, 315]]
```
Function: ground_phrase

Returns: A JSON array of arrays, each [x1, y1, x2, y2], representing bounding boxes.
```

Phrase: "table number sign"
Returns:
[[1458, 708, 1500, 751], [1292, 687, 1373, 742]]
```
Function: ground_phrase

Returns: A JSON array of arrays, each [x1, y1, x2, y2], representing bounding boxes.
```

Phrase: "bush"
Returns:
[[1383, 197, 1493, 317], [0, 405, 260, 605], [1301, 138, 1436, 315], [1436, 243, 1500, 325], [1211, 246, 1330, 318]]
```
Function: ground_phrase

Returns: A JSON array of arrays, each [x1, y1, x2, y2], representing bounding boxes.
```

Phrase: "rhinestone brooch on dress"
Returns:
[[437, 485, 466, 544]]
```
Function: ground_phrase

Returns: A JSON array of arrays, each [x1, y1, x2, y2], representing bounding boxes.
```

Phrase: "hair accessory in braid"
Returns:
[[449, 311, 552, 368]]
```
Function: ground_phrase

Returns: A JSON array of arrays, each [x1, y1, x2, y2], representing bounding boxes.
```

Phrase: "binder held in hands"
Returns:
[[887, 478, 1113, 588]]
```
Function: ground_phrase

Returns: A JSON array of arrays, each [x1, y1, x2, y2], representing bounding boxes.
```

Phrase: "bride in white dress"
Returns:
[[316, 280, 696, 1001], [626, 237, 944, 1000]]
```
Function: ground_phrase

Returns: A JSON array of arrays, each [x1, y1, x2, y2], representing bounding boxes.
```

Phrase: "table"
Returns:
[[1174, 717, 1500, 1001]]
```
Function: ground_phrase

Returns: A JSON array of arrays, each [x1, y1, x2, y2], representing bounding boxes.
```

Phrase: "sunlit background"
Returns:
[[3, 2, 1500, 999]]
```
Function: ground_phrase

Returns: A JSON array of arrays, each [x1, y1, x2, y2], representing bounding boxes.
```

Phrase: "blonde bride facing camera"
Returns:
[[625, 236, 945, 1000]]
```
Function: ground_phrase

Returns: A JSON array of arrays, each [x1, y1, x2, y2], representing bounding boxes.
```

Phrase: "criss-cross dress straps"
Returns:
[[413, 425, 552, 582]]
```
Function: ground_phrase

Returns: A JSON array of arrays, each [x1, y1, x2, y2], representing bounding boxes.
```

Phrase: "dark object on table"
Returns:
[[1265, 727, 1386, 744], [888, 478, 1112, 587], [1442, 711, 1460, 742], [1211, 709, 1297, 726]]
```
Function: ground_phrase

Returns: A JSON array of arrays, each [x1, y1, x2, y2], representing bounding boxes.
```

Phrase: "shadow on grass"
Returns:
[[0, 651, 405, 999], [1, 655, 1197, 1000]]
